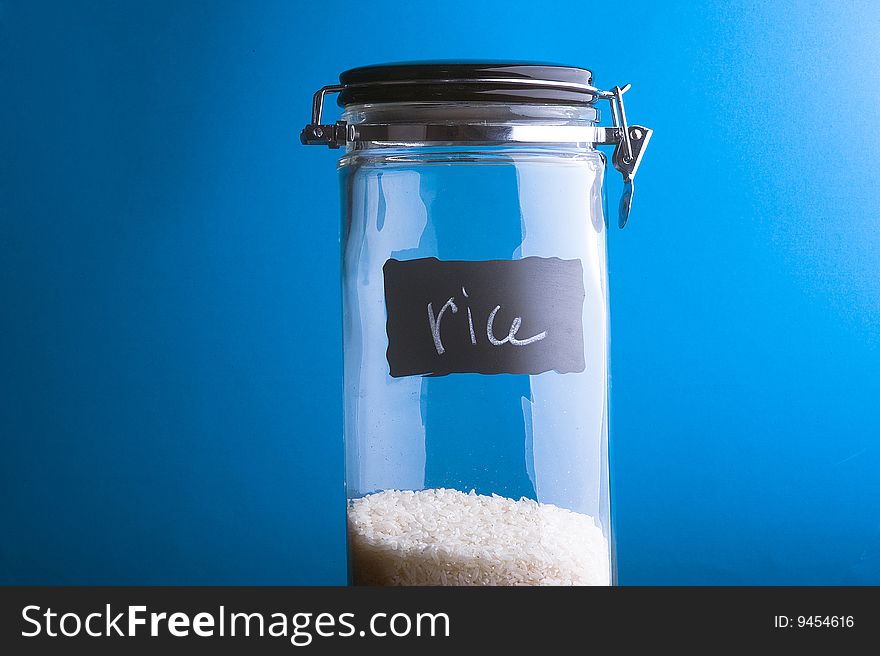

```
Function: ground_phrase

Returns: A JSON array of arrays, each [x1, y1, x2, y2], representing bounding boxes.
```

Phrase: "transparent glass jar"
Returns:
[[302, 63, 651, 586]]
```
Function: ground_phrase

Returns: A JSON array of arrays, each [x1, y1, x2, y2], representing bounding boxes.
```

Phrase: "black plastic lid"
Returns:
[[337, 62, 597, 107]]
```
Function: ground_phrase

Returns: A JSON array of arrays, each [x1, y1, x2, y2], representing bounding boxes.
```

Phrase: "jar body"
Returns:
[[340, 105, 612, 586]]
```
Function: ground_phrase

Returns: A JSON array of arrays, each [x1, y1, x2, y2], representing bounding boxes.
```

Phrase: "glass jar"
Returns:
[[301, 63, 651, 586]]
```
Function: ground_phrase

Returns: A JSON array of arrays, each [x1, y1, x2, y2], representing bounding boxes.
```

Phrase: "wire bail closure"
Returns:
[[300, 81, 651, 227]]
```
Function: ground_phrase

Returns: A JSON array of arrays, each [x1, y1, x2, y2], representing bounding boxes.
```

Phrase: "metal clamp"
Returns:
[[300, 81, 651, 226], [603, 84, 652, 227]]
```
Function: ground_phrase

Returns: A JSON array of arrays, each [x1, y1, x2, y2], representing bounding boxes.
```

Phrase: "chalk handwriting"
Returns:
[[428, 290, 547, 356]]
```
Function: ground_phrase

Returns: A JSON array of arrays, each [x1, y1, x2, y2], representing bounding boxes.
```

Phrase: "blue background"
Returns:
[[2, 0, 879, 585]]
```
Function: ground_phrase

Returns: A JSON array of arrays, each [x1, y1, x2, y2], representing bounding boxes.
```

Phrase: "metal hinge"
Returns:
[[300, 85, 347, 148]]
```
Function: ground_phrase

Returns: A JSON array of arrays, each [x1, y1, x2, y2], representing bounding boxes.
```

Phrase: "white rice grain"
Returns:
[[347, 488, 610, 586]]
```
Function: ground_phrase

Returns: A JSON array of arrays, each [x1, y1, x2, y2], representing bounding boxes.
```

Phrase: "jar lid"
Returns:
[[337, 62, 599, 107], [301, 62, 652, 227]]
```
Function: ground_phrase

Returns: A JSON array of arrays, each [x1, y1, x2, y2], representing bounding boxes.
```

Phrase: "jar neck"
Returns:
[[342, 102, 599, 126]]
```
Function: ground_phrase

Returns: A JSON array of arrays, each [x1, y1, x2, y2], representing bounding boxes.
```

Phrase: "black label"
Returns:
[[383, 257, 586, 377]]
